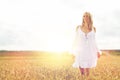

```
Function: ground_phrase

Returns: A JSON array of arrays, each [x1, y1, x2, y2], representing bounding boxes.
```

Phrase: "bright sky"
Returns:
[[0, 0, 120, 52]]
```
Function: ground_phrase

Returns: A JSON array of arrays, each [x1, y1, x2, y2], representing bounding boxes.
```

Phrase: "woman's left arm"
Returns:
[[94, 27, 102, 58]]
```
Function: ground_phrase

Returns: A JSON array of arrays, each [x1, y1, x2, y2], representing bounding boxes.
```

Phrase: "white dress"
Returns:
[[71, 26, 101, 68]]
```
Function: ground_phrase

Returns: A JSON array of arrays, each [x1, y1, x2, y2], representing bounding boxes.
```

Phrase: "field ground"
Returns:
[[0, 51, 120, 80]]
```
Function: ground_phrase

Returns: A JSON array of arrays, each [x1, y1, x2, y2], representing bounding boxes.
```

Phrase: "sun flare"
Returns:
[[45, 37, 71, 53]]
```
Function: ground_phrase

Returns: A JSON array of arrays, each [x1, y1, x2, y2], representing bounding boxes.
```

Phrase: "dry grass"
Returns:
[[0, 52, 120, 80]]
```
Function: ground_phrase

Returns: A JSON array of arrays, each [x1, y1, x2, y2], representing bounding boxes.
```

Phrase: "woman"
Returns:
[[71, 12, 101, 76]]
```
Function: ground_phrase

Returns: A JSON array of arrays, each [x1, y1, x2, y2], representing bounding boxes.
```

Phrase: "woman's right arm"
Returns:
[[70, 26, 79, 56]]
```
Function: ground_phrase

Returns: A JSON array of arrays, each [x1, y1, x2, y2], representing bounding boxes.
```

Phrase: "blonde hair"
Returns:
[[82, 12, 93, 30]]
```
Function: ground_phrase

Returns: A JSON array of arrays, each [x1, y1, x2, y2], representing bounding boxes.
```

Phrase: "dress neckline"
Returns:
[[79, 26, 93, 35]]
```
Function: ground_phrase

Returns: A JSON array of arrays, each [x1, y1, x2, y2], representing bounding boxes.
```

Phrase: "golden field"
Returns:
[[0, 51, 120, 80]]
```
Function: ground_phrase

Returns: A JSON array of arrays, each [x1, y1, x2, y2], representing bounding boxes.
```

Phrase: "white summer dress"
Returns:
[[71, 26, 101, 68]]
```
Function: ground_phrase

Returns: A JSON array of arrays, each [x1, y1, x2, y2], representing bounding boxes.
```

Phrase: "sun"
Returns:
[[41, 34, 72, 53], [44, 36, 71, 53]]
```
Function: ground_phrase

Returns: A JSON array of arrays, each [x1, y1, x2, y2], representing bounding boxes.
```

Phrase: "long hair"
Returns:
[[82, 12, 93, 30]]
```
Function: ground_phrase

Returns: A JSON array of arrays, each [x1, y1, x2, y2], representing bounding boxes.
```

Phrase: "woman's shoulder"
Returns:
[[76, 25, 81, 31], [93, 26, 96, 32]]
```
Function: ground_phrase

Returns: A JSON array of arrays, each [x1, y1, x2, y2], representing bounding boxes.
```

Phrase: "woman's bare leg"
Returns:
[[79, 66, 85, 75], [86, 68, 90, 76]]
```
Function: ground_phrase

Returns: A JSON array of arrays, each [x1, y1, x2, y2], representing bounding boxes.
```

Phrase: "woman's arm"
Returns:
[[69, 26, 79, 56], [94, 27, 102, 58]]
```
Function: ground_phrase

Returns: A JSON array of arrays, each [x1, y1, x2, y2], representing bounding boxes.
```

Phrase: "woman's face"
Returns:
[[83, 13, 89, 23]]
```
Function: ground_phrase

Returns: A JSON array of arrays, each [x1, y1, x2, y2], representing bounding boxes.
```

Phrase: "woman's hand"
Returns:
[[97, 52, 101, 58]]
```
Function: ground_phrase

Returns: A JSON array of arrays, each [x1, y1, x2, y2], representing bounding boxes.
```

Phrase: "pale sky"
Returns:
[[0, 0, 120, 52]]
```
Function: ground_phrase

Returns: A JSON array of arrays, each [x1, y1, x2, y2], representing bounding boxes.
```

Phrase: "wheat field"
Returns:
[[0, 51, 120, 80]]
